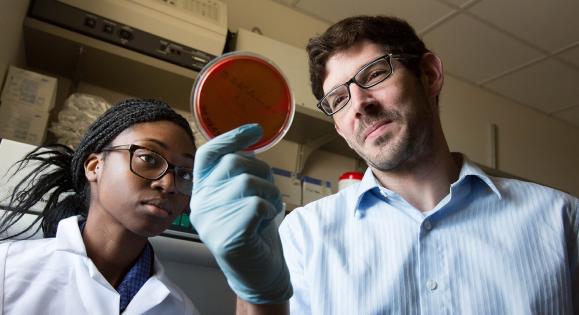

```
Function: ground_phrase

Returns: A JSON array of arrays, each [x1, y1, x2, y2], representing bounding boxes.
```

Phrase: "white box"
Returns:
[[0, 102, 50, 145], [1, 66, 58, 112], [302, 176, 332, 205], [234, 29, 318, 112], [272, 167, 302, 209]]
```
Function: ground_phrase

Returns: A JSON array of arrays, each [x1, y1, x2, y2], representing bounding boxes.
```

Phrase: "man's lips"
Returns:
[[363, 120, 393, 141]]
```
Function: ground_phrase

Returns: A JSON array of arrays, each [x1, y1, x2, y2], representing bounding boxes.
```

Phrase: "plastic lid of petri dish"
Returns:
[[190, 51, 295, 153]]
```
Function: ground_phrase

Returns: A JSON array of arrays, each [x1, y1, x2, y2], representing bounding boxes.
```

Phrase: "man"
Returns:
[[190, 16, 579, 314]]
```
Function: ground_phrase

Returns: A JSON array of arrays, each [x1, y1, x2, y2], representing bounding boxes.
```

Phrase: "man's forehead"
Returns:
[[322, 42, 386, 89]]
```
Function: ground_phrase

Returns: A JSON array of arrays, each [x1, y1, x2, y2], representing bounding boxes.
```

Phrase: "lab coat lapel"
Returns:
[[73, 257, 120, 314], [55, 216, 120, 314], [122, 256, 173, 314]]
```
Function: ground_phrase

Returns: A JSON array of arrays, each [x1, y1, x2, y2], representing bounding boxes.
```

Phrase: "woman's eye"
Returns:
[[178, 170, 193, 181], [138, 154, 159, 167]]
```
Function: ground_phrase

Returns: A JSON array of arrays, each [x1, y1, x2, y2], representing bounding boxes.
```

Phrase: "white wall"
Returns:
[[0, 0, 30, 89], [221, 0, 579, 196], [441, 75, 579, 195]]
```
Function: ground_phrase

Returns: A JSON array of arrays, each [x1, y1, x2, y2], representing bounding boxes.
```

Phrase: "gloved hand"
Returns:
[[189, 123, 292, 304]]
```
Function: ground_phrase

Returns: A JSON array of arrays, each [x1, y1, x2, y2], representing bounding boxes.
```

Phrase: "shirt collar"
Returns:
[[350, 168, 383, 218], [455, 154, 502, 199], [350, 153, 502, 217], [117, 242, 154, 312]]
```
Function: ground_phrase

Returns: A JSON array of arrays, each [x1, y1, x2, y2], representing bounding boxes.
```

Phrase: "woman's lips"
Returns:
[[142, 200, 172, 218]]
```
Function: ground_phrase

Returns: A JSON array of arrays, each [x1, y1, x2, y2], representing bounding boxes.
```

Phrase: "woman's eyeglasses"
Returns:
[[102, 144, 193, 196]]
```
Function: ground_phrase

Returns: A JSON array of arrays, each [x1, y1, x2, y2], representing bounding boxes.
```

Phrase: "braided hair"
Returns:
[[0, 99, 194, 240]]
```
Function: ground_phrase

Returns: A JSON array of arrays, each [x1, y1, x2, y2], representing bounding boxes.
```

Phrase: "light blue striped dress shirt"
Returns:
[[279, 156, 579, 314]]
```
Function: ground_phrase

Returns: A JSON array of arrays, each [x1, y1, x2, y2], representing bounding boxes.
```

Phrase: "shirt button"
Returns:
[[426, 280, 438, 291], [423, 220, 433, 231]]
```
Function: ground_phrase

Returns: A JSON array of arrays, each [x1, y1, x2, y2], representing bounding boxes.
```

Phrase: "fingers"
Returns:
[[202, 153, 273, 187], [189, 174, 283, 242], [224, 174, 283, 216], [194, 124, 263, 180], [192, 173, 282, 215]]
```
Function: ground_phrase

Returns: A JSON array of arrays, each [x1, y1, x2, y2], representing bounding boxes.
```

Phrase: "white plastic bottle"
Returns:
[[338, 171, 363, 191]]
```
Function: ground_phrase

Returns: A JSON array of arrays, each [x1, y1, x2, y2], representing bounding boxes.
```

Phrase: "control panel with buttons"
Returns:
[[29, 0, 217, 71]]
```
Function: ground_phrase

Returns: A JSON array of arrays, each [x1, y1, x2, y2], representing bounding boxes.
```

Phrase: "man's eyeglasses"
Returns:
[[102, 144, 193, 196], [317, 53, 420, 116]]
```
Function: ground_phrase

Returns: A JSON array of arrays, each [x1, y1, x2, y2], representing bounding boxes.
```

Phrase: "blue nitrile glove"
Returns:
[[189, 123, 292, 304]]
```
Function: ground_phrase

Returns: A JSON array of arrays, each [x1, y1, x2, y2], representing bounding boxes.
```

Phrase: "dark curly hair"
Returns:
[[307, 15, 430, 101], [0, 99, 194, 239]]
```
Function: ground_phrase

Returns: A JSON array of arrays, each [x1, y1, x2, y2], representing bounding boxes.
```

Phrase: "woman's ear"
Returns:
[[84, 153, 102, 182], [420, 52, 444, 99]]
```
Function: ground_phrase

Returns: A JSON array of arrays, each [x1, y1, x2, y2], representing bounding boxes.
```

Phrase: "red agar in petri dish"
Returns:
[[190, 51, 295, 153]]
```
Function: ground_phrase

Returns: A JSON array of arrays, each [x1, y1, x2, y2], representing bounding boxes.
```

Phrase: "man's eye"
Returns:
[[331, 95, 348, 109], [368, 69, 387, 80], [362, 69, 388, 84]]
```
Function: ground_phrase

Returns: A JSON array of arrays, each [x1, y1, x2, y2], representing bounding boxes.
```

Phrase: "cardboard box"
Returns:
[[0, 101, 50, 145], [1, 66, 58, 112], [302, 176, 332, 205], [272, 167, 302, 209]]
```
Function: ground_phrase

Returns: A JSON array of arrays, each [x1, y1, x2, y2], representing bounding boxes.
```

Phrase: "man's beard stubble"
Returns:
[[351, 99, 435, 173]]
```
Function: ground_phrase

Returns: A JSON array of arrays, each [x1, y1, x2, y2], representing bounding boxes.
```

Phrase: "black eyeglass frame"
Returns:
[[101, 144, 193, 195], [316, 53, 421, 116]]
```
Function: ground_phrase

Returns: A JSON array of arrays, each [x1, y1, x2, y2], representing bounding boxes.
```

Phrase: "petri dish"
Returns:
[[190, 51, 295, 153]]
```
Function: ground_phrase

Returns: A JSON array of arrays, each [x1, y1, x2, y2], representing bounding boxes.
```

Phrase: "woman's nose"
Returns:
[[151, 170, 177, 193]]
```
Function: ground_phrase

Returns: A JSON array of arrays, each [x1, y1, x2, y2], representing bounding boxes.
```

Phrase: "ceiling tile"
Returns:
[[436, 0, 473, 8], [558, 45, 579, 68], [553, 106, 579, 128], [422, 14, 544, 83], [271, 0, 294, 4], [484, 59, 579, 113], [469, 0, 579, 52], [294, 0, 455, 31]]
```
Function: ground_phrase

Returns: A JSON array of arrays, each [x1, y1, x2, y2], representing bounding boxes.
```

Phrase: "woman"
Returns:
[[0, 99, 199, 314]]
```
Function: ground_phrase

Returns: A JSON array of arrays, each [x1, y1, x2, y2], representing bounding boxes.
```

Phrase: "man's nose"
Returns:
[[348, 84, 378, 116]]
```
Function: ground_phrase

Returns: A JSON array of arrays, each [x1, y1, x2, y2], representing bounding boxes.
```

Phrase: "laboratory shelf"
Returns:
[[22, 17, 357, 159]]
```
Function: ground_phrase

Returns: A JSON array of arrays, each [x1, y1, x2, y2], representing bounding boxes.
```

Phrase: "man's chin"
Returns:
[[359, 143, 410, 172]]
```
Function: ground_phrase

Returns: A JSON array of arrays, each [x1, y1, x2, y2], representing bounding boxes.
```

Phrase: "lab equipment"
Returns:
[[190, 52, 294, 153], [338, 171, 363, 191]]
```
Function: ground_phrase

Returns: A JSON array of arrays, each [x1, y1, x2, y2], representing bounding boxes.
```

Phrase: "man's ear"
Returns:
[[84, 153, 102, 182], [420, 52, 444, 98]]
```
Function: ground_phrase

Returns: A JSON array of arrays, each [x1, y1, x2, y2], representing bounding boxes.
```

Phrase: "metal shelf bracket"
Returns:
[[294, 133, 338, 175]]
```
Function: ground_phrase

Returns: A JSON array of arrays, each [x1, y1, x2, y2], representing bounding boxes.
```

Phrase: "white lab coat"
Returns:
[[0, 216, 199, 315]]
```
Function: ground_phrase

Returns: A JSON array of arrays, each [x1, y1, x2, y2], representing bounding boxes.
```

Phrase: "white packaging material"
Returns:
[[0, 140, 44, 211], [48, 93, 111, 148], [302, 176, 331, 205], [272, 167, 302, 209], [0, 101, 50, 145], [0, 66, 58, 112]]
